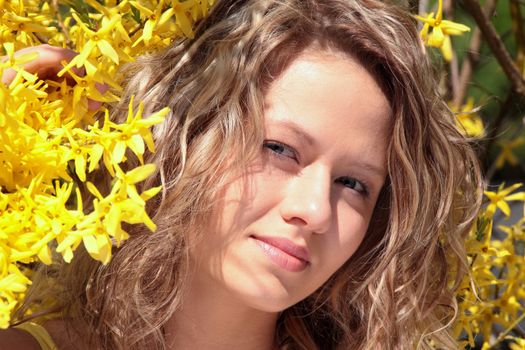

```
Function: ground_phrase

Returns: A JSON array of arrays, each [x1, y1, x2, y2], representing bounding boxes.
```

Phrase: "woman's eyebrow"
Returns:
[[270, 119, 316, 146], [350, 161, 386, 178], [270, 119, 386, 177]]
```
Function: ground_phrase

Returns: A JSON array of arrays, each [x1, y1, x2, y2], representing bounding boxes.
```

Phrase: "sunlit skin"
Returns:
[[165, 48, 391, 350], [0, 45, 391, 350], [1, 44, 108, 110]]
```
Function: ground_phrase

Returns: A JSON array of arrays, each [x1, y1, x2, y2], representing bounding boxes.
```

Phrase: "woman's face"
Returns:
[[191, 49, 391, 312]]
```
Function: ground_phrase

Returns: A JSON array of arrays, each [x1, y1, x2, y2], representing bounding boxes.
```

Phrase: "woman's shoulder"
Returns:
[[0, 318, 81, 350], [0, 326, 43, 350], [42, 319, 87, 350]]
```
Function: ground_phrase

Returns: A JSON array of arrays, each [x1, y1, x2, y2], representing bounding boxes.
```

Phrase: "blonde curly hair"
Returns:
[[16, 0, 482, 349]]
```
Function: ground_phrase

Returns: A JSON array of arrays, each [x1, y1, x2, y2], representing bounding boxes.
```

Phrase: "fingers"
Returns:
[[1, 65, 19, 85], [2, 44, 110, 111], [88, 83, 110, 111], [1, 44, 81, 85]]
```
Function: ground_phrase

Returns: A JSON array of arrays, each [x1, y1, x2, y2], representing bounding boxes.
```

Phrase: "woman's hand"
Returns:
[[1, 44, 108, 110], [1, 44, 79, 84]]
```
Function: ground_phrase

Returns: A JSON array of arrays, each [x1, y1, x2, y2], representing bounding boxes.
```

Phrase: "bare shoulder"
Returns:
[[0, 327, 41, 350], [42, 318, 86, 350], [0, 318, 86, 350]]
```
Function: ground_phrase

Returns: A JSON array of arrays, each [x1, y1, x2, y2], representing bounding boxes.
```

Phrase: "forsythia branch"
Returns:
[[452, 0, 497, 109], [510, 0, 525, 72], [463, 0, 525, 98]]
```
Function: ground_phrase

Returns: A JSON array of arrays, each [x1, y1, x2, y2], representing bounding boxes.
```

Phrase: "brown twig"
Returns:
[[463, 0, 525, 98], [444, 0, 459, 100], [449, 51, 459, 100], [510, 0, 525, 71], [408, 0, 419, 14], [488, 312, 525, 349], [52, 0, 72, 47], [34, 32, 48, 44], [482, 91, 514, 176], [452, 0, 498, 108], [128, 21, 146, 41], [444, 0, 453, 16], [419, 0, 430, 17]]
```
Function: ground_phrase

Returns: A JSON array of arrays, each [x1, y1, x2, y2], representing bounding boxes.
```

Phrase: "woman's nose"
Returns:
[[279, 166, 332, 234]]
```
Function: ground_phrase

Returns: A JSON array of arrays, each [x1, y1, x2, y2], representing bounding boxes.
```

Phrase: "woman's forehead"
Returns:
[[262, 50, 390, 176]]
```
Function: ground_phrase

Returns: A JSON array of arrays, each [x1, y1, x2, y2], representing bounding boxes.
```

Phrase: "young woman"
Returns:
[[2, 0, 481, 349]]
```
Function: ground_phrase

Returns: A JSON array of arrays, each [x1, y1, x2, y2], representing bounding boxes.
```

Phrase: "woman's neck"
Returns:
[[164, 270, 279, 350]]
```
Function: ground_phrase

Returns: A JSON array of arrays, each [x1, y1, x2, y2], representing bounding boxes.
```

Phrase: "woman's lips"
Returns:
[[251, 235, 310, 272]]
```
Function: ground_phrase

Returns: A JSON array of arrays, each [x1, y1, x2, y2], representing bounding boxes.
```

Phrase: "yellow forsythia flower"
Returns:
[[495, 138, 525, 169], [451, 97, 484, 138], [485, 183, 524, 217], [415, 0, 470, 61], [455, 184, 525, 347], [510, 337, 525, 350], [0, 0, 214, 328]]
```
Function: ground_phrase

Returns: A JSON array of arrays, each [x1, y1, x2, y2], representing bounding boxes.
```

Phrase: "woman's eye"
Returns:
[[263, 141, 297, 160], [337, 176, 368, 196]]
